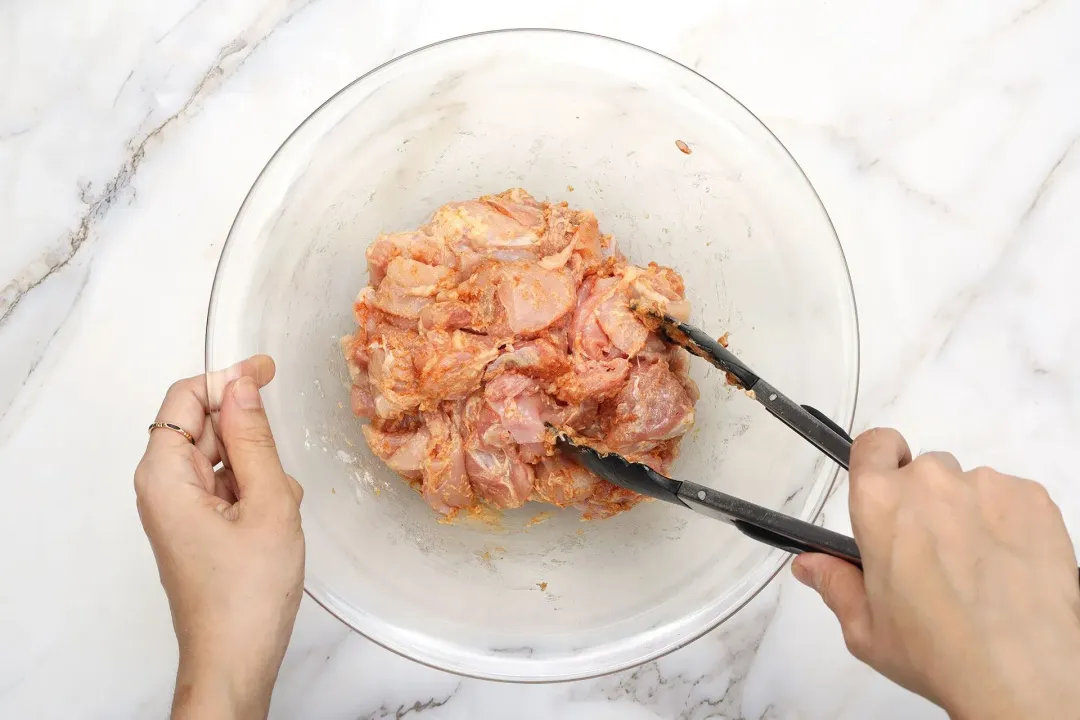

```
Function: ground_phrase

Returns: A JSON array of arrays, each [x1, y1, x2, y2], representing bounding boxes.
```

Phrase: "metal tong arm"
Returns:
[[678, 480, 861, 567], [658, 315, 853, 470], [553, 431, 862, 567]]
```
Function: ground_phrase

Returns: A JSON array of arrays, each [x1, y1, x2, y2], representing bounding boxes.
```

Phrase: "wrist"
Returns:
[[170, 608, 294, 720], [941, 632, 1080, 720], [172, 649, 275, 720]]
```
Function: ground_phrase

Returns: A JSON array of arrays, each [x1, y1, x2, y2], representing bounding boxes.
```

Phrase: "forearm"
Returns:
[[171, 654, 275, 720], [947, 691, 1080, 720], [941, 642, 1080, 720]]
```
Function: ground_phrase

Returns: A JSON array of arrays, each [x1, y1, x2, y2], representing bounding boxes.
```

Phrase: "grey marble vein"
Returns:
[[0, 0, 326, 419], [357, 684, 463, 720]]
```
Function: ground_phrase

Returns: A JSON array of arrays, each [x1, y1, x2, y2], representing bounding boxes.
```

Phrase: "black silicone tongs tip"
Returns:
[[628, 299, 757, 388], [549, 426, 685, 504]]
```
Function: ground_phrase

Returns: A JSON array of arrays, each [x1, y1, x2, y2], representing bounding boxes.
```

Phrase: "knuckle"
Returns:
[[854, 427, 904, 453], [908, 456, 936, 481], [855, 426, 889, 443], [133, 461, 152, 495], [1020, 479, 1055, 507], [263, 482, 301, 511], [134, 484, 156, 526], [852, 428, 882, 455], [850, 429, 873, 452], [842, 625, 871, 660], [913, 461, 961, 495], [969, 466, 1023, 499], [287, 474, 304, 496], [910, 453, 944, 474], [263, 498, 301, 527], [165, 379, 190, 402]]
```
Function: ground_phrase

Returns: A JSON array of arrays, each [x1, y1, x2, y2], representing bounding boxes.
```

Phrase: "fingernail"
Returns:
[[232, 376, 262, 410], [792, 558, 813, 588]]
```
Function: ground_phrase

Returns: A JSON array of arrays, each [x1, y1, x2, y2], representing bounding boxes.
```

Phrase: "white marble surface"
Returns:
[[2, 0, 1079, 717]]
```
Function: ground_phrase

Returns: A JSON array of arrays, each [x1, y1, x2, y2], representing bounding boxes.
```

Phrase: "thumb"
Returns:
[[792, 554, 872, 659], [219, 376, 294, 507]]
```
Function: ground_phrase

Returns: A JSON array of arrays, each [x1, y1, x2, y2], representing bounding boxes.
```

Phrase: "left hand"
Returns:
[[134, 355, 305, 720]]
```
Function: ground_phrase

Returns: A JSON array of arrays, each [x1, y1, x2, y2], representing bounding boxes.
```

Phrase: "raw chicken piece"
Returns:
[[555, 358, 630, 404], [496, 264, 576, 334], [464, 432, 535, 509], [414, 330, 499, 403], [484, 338, 570, 382], [421, 405, 474, 513], [605, 359, 696, 455], [538, 203, 577, 265], [362, 424, 430, 479], [572, 211, 603, 261], [596, 288, 649, 356], [384, 257, 452, 296], [451, 262, 514, 336], [343, 189, 699, 518], [532, 455, 601, 507], [460, 394, 525, 507], [349, 383, 376, 420], [341, 333, 367, 383], [482, 188, 546, 229], [418, 301, 473, 332], [463, 393, 514, 449], [629, 264, 691, 321], [570, 276, 620, 360], [668, 346, 701, 403], [427, 199, 542, 261], [366, 327, 424, 419], [570, 263, 692, 361], [576, 481, 649, 520], [373, 279, 433, 319], [538, 204, 602, 271], [560, 397, 602, 436], [371, 254, 455, 321], [635, 332, 671, 363], [483, 374, 553, 445], [531, 453, 646, 518], [366, 231, 457, 286], [464, 446, 535, 508]]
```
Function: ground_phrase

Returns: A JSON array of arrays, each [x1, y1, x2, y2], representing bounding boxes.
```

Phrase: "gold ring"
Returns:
[[148, 422, 196, 445]]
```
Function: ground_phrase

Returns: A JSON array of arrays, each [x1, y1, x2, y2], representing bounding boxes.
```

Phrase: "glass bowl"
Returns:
[[206, 29, 858, 682]]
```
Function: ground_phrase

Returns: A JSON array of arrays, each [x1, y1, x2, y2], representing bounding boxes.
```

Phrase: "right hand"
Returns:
[[792, 428, 1080, 720]]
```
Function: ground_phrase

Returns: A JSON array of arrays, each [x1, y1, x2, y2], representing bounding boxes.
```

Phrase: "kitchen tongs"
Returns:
[[559, 310, 1080, 578], [556, 306, 861, 566]]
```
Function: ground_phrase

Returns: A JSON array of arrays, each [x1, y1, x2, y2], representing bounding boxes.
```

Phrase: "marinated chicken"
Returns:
[[341, 189, 697, 519]]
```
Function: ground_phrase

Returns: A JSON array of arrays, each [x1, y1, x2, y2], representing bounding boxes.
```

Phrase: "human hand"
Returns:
[[134, 356, 304, 720], [792, 429, 1080, 720]]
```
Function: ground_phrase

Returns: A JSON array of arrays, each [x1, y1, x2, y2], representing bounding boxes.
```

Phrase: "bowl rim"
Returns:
[[206, 26, 861, 683]]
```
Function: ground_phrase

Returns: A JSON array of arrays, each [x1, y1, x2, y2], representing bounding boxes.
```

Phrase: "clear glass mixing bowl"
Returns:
[[206, 29, 858, 682]]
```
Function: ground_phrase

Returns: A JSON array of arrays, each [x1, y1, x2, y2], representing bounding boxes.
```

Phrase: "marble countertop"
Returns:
[[3, 0, 1079, 717]]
